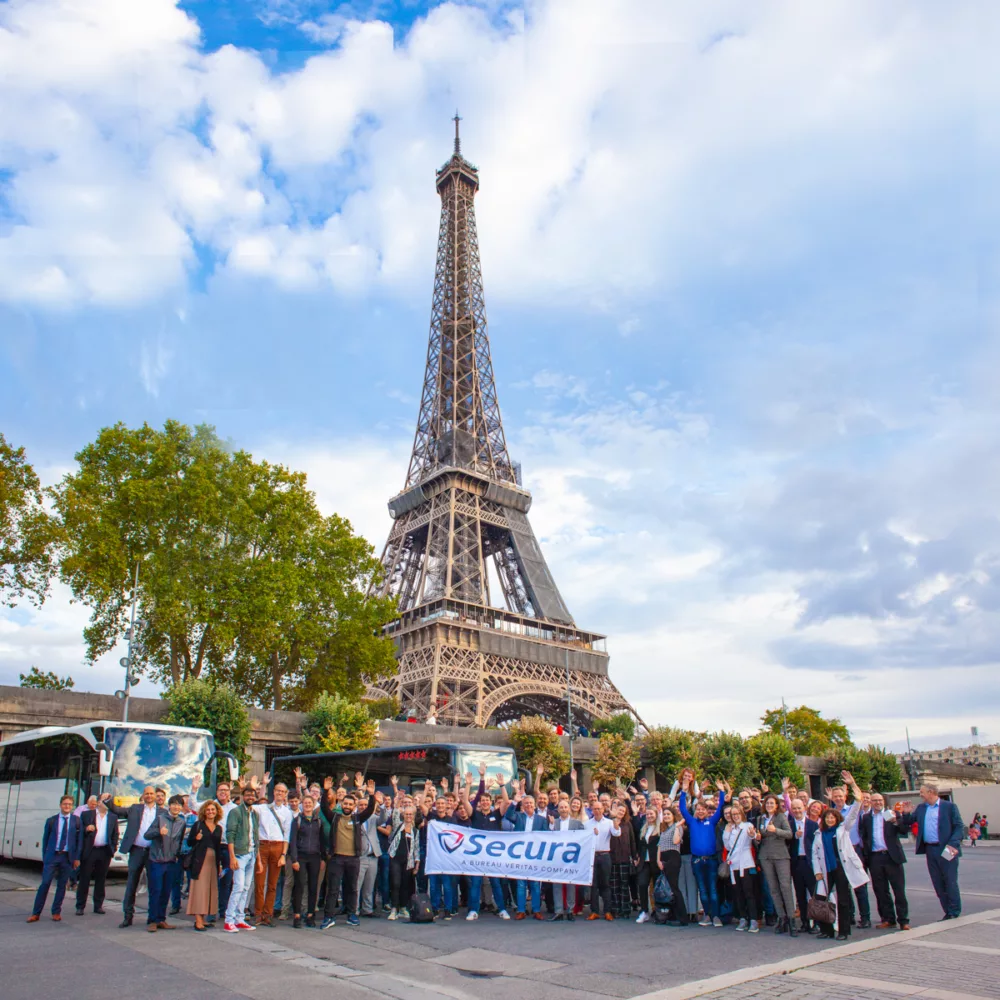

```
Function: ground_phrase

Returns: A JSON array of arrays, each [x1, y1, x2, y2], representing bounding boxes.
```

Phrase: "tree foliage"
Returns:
[[52, 420, 398, 707], [642, 725, 703, 779], [508, 715, 570, 779], [0, 433, 59, 608], [864, 745, 903, 793], [162, 678, 252, 767], [700, 730, 754, 788], [824, 743, 873, 791], [299, 693, 378, 754], [19, 666, 74, 691], [746, 731, 805, 789], [593, 712, 636, 741], [761, 704, 852, 756], [592, 733, 641, 789]]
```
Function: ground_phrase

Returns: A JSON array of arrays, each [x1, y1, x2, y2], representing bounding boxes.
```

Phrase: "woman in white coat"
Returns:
[[811, 771, 870, 940]]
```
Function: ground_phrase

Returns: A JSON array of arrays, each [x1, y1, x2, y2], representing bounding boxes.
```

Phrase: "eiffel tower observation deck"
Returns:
[[371, 118, 639, 729]]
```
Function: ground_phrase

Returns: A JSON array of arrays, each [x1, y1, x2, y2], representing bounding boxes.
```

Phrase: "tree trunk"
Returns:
[[169, 639, 181, 687], [193, 624, 211, 678], [270, 651, 282, 710]]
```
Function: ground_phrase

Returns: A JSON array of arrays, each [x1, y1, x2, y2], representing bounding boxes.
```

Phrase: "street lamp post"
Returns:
[[117, 562, 143, 722]]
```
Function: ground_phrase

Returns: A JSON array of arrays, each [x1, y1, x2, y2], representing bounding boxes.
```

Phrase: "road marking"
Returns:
[[908, 887, 1000, 899], [902, 939, 1000, 957], [628, 907, 1000, 1000], [792, 972, 995, 1000]]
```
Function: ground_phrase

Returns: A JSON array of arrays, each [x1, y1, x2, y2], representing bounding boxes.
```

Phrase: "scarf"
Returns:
[[388, 816, 419, 870], [822, 827, 839, 874]]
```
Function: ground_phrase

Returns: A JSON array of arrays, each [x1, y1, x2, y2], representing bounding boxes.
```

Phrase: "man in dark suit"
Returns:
[[786, 797, 819, 933], [896, 784, 963, 919], [103, 785, 159, 927], [860, 792, 910, 929], [76, 795, 121, 915], [27, 795, 82, 922]]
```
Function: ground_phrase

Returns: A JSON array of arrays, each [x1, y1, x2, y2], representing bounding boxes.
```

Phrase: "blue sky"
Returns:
[[1, 0, 997, 753]]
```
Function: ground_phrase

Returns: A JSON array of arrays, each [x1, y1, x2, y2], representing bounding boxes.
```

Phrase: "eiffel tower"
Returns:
[[370, 117, 639, 729]]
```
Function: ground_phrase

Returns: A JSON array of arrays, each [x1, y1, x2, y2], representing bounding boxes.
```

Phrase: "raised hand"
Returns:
[[340, 773, 350, 786], [390, 775, 399, 787], [715, 779, 726, 792], [478, 762, 487, 778], [355, 771, 364, 788], [781, 777, 791, 792], [262, 771, 271, 788], [592, 779, 600, 793], [100, 793, 111, 802], [639, 777, 648, 789], [759, 780, 769, 793], [840, 770, 853, 785], [323, 775, 333, 791], [191, 774, 202, 791], [465, 771, 474, 786], [440, 777, 449, 791], [249, 774, 260, 790], [374, 791, 385, 805], [366, 779, 376, 794]]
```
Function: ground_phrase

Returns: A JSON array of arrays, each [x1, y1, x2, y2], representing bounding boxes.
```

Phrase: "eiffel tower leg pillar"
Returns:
[[428, 642, 442, 718], [475, 652, 485, 727]]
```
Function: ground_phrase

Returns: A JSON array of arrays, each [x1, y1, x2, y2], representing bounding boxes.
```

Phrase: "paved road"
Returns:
[[2, 844, 999, 1000]]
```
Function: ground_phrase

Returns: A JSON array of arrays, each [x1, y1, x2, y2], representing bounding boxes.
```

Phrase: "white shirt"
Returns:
[[93, 810, 110, 848], [218, 800, 237, 845], [554, 817, 575, 831], [254, 802, 290, 843], [872, 812, 887, 852], [791, 816, 807, 856], [588, 816, 621, 851], [134, 804, 157, 848]]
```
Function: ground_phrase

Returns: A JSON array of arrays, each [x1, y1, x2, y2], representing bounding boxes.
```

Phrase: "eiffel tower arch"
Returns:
[[371, 117, 640, 731]]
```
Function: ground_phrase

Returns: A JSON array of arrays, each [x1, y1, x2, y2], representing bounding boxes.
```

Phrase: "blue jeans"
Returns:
[[147, 860, 179, 924], [218, 865, 233, 919], [468, 876, 503, 913], [429, 874, 454, 912], [692, 855, 719, 919], [32, 855, 73, 916], [171, 861, 186, 910], [225, 853, 256, 925], [516, 879, 541, 914]]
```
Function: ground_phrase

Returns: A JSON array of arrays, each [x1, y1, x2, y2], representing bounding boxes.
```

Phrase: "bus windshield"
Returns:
[[104, 727, 214, 806]]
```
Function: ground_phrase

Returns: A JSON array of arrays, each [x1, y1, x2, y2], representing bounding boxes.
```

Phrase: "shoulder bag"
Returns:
[[719, 826, 744, 879]]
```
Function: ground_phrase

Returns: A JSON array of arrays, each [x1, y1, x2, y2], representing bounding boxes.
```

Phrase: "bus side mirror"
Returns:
[[213, 750, 239, 783], [96, 742, 113, 778]]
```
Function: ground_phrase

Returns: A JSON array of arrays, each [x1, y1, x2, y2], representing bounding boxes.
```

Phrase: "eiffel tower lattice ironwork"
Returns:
[[370, 117, 639, 729]]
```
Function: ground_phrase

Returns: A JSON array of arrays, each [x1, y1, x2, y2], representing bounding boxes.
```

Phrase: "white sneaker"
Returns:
[[713, 917, 723, 927], [636, 911, 649, 924], [735, 919, 747, 932], [749, 920, 760, 933], [466, 910, 479, 921], [498, 909, 511, 920], [399, 908, 410, 920], [387, 909, 398, 921], [698, 917, 712, 926]]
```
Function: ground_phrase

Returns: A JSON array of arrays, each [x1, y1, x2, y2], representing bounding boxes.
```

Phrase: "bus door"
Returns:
[[0, 783, 18, 858], [65, 754, 84, 807]]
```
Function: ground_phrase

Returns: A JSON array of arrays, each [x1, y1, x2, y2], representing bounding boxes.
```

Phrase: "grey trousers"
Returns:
[[679, 855, 700, 916], [554, 882, 577, 914], [278, 860, 294, 916], [760, 856, 797, 921], [358, 855, 379, 915]]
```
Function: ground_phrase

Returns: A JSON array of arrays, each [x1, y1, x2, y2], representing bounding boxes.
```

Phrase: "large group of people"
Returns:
[[28, 762, 967, 940]]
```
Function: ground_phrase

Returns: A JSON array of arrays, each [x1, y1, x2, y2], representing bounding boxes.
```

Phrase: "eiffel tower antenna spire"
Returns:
[[370, 121, 641, 731]]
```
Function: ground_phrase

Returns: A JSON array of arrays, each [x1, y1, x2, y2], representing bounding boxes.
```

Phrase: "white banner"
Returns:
[[424, 820, 595, 885]]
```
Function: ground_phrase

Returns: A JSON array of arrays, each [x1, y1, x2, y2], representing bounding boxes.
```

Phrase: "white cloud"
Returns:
[[2, 0, 993, 307]]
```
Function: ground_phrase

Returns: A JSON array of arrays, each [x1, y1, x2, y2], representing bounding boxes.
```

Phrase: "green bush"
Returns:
[[825, 744, 874, 791], [699, 730, 754, 788], [162, 678, 252, 767], [508, 715, 570, 779], [300, 693, 378, 754], [642, 725, 703, 780], [864, 745, 903, 793], [746, 731, 804, 789], [592, 712, 636, 741], [362, 695, 400, 721]]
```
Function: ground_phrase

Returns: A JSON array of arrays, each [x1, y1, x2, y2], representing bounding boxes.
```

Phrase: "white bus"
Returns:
[[0, 721, 238, 868]]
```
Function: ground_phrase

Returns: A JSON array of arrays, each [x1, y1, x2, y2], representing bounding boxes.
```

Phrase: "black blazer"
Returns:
[[786, 815, 818, 861], [185, 820, 223, 879], [859, 811, 907, 866], [80, 809, 120, 858], [106, 800, 158, 854]]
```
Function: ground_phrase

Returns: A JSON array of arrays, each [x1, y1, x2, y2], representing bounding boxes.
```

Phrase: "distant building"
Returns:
[[896, 743, 1000, 782]]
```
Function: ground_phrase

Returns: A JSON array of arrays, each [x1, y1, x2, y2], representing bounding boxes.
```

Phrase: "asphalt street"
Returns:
[[2, 843, 999, 1000]]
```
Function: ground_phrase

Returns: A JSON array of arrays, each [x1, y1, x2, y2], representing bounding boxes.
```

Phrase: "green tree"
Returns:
[[592, 733, 641, 789], [761, 704, 852, 756], [642, 725, 703, 781], [0, 433, 59, 607], [699, 730, 754, 788], [52, 420, 397, 706], [19, 666, 74, 691], [865, 745, 903, 793], [592, 712, 636, 741], [162, 678, 252, 767], [508, 715, 570, 778], [824, 744, 873, 792], [746, 731, 804, 789], [299, 693, 378, 754]]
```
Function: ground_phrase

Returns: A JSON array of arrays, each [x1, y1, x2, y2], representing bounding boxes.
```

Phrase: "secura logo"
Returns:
[[437, 829, 465, 854]]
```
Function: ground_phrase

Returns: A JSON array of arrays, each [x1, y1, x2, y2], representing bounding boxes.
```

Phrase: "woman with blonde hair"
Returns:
[[724, 802, 759, 933]]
